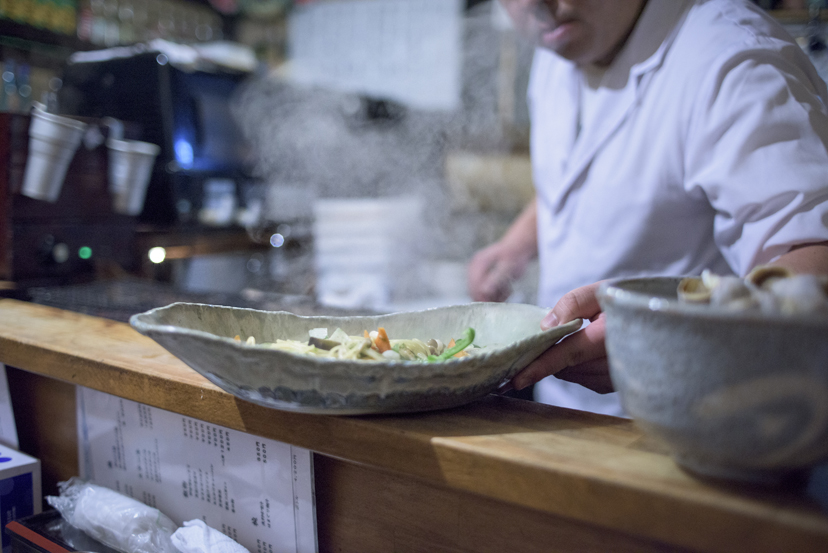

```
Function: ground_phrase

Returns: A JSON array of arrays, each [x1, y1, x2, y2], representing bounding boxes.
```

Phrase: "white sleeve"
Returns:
[[684, 45, 828, 276]]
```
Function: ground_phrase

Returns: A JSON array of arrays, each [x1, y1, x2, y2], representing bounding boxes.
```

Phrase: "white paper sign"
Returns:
[[76, 387, 317, 553], [287, 0, 463, 111], [0, 364, 19, 450]]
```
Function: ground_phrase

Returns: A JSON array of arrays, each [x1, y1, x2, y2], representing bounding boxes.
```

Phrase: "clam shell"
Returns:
[[746, 265, 795, 290], [677, 277, 712, 303]]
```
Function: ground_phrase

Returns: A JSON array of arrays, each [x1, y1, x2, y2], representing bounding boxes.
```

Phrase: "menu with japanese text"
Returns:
[[0, 365, 19, 450], [76, 387, 316, 553]]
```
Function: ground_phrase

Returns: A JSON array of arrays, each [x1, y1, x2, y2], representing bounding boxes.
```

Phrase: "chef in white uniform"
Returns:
[[468, 0, 828, 416]]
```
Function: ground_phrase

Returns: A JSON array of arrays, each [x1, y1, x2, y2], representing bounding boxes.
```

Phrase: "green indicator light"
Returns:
[[78, 246, 92, 260]]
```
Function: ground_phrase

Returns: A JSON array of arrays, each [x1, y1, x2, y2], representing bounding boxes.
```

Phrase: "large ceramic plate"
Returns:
[[130, 302, 581, 415]]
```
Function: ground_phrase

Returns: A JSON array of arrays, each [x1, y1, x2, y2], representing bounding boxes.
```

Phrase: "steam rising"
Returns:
[[231, 1, 536, 304], [234, 82, 448, 200]]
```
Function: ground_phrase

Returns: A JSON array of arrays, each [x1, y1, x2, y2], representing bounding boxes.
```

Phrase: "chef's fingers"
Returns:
[[468, 250, 513, 302], [467, 249, 493, 300], [470, 271, 512, 302], [481, 260, 515, 302], [541, 281, 606, 330], [494, 379, 515, 395], [553, 358, 614, 394], [497, 358, 613, 396], [512, 315, 607, 390]]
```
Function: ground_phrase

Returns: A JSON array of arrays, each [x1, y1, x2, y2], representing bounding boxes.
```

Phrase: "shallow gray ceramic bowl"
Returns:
[[597, 277, 828, 483], [130, 302, 580, 415]]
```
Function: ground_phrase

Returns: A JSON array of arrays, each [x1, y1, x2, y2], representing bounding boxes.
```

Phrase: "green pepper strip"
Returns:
[[428, 328, 475, 362]]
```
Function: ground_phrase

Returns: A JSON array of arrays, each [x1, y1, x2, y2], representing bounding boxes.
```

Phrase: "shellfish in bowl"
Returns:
[[597, 271, 828, 484]]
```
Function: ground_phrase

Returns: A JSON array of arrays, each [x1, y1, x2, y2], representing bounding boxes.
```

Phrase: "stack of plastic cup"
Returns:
[[20, 106, 88, 203], [106, 138, 161, 216]]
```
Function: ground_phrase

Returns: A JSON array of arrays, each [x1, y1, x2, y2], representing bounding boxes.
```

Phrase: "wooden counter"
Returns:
[[2, 298, 828, 553]]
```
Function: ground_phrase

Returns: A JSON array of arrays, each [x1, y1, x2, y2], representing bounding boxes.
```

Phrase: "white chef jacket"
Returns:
[[529, 0, 828, 415]]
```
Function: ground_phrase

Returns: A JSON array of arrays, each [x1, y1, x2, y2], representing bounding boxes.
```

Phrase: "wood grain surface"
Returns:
[[2, 298, 828, 553], [5, 368, 690, 553]]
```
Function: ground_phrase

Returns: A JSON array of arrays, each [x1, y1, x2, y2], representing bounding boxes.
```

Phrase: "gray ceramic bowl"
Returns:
[[597, 277, 828, 483], [130, 302, 581, 415]]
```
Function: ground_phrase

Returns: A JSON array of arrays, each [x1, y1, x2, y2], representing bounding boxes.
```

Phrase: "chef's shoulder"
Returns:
[[673, 0, 827, 107], [685, 0, 798, 46], [678, 0, 818, 76]]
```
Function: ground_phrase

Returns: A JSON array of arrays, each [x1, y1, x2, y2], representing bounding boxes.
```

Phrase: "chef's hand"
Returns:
[[468, 198, 539, 302], [510, 281, 615, 394], [468, 241, 531, 302]]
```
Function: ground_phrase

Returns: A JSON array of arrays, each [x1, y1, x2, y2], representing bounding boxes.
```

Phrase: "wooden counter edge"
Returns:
[[1, 298, 827, 553]]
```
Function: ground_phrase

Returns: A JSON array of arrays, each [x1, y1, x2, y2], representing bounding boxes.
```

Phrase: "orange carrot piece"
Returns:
[[233, 335, 241, 341], [375, 327, 392, 352], [445, 338, 467, 358]]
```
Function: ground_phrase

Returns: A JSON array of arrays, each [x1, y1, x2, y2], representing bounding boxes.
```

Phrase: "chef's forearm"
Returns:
[[500, 197, 539, 260], [772, 241, 828, 275]]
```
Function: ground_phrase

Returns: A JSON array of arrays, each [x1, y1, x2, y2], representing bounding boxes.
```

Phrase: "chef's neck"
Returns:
[[590, 0, 649, 68]]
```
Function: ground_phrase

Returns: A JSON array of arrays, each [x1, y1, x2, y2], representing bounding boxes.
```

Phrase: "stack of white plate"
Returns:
[[312, 197, 424, 310]]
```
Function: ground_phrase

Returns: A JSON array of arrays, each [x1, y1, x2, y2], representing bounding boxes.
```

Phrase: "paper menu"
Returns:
[[0, 364, 19, 450], [76, 387, 317, 553]]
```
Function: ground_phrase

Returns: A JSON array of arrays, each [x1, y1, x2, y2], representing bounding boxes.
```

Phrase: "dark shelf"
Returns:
[[0, 18, 93, 69], [0, 18, 92, 52], [769, 8, 828, 23]]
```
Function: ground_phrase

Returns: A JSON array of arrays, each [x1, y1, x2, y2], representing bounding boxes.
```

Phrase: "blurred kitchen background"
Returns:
[[0, 0, 825, 318]]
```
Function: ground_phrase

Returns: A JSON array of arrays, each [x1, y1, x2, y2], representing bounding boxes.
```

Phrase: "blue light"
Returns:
[[174, 138, 194, 166]]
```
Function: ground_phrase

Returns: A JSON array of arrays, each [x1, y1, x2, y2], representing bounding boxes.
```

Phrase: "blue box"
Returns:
[[0, 448, 41, 553]]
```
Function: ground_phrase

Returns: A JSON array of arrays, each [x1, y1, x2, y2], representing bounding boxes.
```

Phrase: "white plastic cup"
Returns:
[[106, 138, 161, 215], [21, 108, 87, 202]]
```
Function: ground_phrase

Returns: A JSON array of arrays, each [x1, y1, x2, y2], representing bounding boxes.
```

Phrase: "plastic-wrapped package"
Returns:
[[172, 519, 250, 553], [46, 478, 179, 553]]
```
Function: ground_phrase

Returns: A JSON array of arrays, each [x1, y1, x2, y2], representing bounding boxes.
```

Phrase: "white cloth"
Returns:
[[576, 64, 608, 142], [528, 0, 828, 415], [171, 519, 251, 553]]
